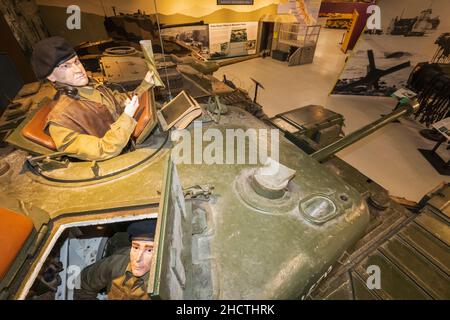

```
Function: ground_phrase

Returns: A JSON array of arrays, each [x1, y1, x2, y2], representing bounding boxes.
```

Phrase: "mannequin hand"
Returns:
[[124, 95, 140, 118], [144, 71, 155, 86]]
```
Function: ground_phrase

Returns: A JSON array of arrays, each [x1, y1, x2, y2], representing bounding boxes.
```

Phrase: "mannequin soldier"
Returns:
[[74, 220, 156, 300], [31, 36, 156, 161]]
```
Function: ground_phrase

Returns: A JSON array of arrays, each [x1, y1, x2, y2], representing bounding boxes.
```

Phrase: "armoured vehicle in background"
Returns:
[[388, 8, 441, 37], [323, 14, 354, 30], [73, 10, 261, 103]]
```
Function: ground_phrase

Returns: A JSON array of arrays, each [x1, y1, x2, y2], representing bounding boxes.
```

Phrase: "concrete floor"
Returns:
[[214, 28, 450, 202]]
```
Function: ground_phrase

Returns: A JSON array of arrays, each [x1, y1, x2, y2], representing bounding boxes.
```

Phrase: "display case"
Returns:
[[272, 24, 321, 66]]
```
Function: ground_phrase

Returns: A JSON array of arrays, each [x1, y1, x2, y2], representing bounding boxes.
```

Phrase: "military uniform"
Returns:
[[30, 36, 155, 161], [46, 79, 152, 161], [74, 247, 150, 300]]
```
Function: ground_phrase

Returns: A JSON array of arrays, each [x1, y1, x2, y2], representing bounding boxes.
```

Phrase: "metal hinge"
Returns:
[[184, 184, 214, 201], [27, 152, 71, 172]]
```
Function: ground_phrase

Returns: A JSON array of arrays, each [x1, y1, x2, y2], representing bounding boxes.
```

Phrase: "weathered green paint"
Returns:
[[171, 110, 369, 299], [1, 102, 370, 299], [311, 101, 420, 162]]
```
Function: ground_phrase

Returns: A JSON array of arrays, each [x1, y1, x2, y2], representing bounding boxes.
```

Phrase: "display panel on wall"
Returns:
[[217, 0, 254, 5], [209, 22, 258, 59], [331, 0, 450, 97], [161, 25, 210, 58]]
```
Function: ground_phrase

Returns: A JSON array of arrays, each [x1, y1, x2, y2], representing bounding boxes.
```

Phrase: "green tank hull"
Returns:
[[0, 58, 439, 300], [1, 102, 369, 299]]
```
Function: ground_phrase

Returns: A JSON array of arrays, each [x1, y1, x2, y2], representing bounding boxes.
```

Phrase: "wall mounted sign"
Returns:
[[209, 22, 258, 59], [161, 25, 210, 58]]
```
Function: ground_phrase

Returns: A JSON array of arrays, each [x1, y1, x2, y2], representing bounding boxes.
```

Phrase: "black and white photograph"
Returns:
[[160, 25, 210, 58], [332, 0, 450, 96]]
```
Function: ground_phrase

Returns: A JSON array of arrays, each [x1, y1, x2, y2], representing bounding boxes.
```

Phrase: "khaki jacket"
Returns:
[[48, 79, 153, 161], [74, 248, 150, 300]]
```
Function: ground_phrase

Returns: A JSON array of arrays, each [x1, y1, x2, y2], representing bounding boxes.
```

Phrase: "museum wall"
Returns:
[[35, 0, 280, 45]]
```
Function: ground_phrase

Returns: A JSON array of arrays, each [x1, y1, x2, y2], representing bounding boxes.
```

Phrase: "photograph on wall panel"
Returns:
[[331, 0, 450, 97]]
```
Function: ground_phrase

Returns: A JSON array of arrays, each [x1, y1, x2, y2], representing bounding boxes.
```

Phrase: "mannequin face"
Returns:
[[47, 55, 89, 87], [129, 240, 154, 277]]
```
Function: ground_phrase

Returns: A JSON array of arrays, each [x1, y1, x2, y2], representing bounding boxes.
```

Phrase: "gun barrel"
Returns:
[[216, 53, 263, 67], [311, 100, 420, 162]]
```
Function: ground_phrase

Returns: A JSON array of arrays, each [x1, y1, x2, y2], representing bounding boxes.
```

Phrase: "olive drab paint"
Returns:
[[171, 121, 280, 166]]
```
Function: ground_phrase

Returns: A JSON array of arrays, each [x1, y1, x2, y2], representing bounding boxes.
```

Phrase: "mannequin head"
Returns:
[[129, 239, 154, 277], [47, 55, 89, 87], [127, 219, 157, 277]]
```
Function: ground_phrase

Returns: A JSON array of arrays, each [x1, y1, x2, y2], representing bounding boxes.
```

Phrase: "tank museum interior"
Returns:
[[0, 0, 449, 302]]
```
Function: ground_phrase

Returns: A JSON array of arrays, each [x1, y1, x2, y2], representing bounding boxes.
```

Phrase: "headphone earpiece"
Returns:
[[64, 86, 80, 100], [53, 82, 81, 101]]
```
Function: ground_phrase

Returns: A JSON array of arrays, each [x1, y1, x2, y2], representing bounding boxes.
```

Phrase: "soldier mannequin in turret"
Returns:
[[75, 220, 156, 300], [31, 36, 156, 161]]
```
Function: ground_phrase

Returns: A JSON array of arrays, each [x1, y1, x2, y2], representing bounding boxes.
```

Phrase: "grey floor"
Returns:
[[214, 28, 450, 202]]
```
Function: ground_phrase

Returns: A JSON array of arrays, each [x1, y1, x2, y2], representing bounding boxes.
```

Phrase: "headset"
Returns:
[[54, 85, 81, 101]]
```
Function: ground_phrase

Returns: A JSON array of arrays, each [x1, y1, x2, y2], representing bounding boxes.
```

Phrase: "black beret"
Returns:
[[31, 36, 76, 80], [127, 219, 157, 241]]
